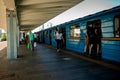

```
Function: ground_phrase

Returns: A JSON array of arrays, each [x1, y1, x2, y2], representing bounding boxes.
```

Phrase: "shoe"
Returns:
[[57, 49, 60, 52]]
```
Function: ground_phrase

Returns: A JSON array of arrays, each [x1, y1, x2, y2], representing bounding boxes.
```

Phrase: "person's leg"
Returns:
[[31, 40, 34, 51], [60, 40, 62, 49], [30, 41, 32, 50], [84, 37, 89, 54], [56, 40, 59, 51], [89, 44, 93, 56], [84, 45, 87, 53], [57, 40, 61, 52], [97, 43, 101, 55]]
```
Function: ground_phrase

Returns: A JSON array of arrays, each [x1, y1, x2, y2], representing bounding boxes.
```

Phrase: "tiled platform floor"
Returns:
[[0, 44, 120, 80]]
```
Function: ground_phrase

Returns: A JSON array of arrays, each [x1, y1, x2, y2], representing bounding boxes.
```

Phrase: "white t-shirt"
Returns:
[[55, 33, 62, 40]]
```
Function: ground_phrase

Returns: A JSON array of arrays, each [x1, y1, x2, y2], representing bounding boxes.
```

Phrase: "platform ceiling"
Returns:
[[15, 0, 84, 31]]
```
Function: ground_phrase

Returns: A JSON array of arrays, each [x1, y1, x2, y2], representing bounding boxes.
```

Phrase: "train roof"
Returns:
[[54, 5, 120, 26], [38, 5, 120, 32], [74, 5, 120, 22]]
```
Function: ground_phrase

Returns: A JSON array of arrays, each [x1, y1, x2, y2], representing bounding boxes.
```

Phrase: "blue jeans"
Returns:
[[56, 39, 62, 49]]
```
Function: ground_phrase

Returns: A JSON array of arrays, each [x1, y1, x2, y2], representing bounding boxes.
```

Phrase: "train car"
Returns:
[[38, 27, 54, 45], [37, 6, 120, 63]]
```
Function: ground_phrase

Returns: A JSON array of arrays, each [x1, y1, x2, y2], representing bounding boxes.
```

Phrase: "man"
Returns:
[[29, 32, 34, 51]]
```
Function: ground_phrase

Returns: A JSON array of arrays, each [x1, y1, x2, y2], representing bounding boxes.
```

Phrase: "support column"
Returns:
[[17, 26, 20, 47], [7, 10, 17, 59]]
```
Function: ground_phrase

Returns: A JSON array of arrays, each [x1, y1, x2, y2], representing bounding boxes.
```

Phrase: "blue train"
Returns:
[[36, 6, 120, 63]]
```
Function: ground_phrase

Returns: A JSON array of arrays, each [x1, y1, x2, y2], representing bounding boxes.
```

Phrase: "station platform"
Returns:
[[0, 43, 120, 80]]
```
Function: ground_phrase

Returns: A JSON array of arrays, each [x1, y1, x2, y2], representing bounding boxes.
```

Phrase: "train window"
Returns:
[[114, 15, 120, 37], [70, 24, 80, 38]]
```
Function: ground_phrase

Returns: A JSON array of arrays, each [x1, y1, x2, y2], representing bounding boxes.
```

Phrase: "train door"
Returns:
[[41, 31, 44, 43], [61, 27, 66, 49], [40, 32, 42, 43], [49, 30, 52, 45], [39, 32, 41, 43], [87, 20, 102, 57]]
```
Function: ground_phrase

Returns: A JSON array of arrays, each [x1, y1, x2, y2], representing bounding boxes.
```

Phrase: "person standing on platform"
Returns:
[[85, 24, 95, 56], [94, 24, 102, 56], [29, 32, 34, 51], [26, 34, 30, 49], [34, 34, 37, 48], [55, 30, 64, 52]]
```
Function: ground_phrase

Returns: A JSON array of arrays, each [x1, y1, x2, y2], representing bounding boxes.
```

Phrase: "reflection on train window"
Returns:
[[70, 24, 80, 38], [114, 15, 120, 37]]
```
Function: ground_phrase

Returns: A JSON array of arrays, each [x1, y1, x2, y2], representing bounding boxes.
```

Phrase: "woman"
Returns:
[[55, 30, 64, 52]]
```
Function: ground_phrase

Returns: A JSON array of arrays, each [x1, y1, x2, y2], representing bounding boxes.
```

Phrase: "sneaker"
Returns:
[[57, 49, 60, 52]]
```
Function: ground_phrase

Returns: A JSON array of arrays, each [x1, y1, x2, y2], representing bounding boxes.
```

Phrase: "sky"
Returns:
[[0, 28, 6, 33], [32, 0, 120, 32]]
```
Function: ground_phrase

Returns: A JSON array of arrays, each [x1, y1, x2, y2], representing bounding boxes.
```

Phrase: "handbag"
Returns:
[[27, 43, 30, 49]]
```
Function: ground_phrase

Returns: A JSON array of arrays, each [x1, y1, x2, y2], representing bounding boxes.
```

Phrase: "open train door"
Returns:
[[87, 20, 102, 57], [40, 31, 45, 43], [61, 27, 66, 49], [49, 30, 52, 45]]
